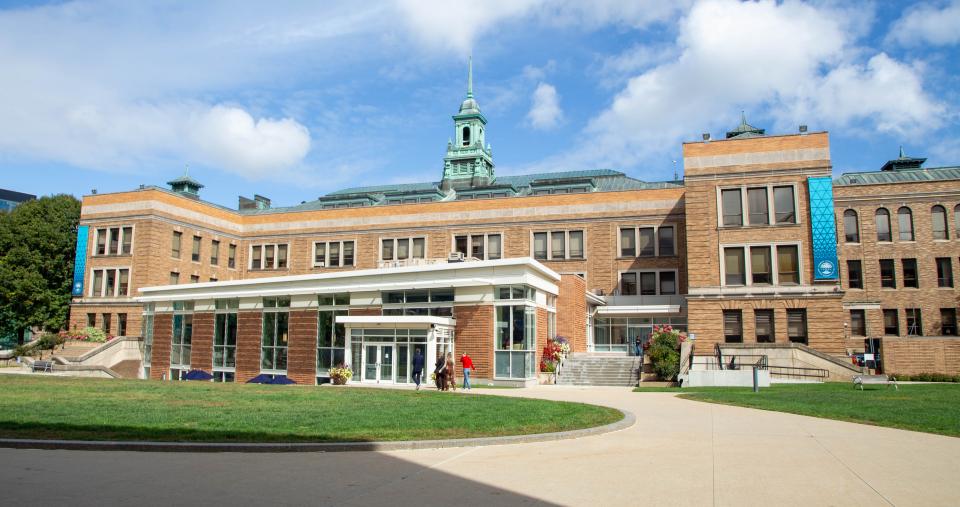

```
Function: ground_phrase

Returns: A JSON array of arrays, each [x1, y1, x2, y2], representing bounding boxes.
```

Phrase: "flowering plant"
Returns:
[[61, 327, 109, 343], [648, 325, 684, 380], [330, 364, 353, 385], [540, 338, 569, 372]]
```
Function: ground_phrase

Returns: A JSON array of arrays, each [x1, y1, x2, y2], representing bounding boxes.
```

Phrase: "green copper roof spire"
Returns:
[[467, 55, 473, 99], [442, 56, 493, 191]]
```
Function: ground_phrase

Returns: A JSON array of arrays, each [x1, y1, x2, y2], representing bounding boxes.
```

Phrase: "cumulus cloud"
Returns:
[[887, 1, 960, 46], [527, 83, 563, 130]]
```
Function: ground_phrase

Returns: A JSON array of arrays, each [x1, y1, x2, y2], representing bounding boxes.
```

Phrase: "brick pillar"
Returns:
[[190, 312, 215, 372], [557, 274, 587, 353], [235, 311, 262, 383], [536, 308, 548, 372], [150, 313, 172, 380], [454, 305, 493, 380], [287, 310, 318, 384]]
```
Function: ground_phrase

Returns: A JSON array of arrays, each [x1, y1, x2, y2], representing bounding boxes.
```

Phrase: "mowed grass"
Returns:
[[0, 376, 621, 443], [635, 383, 960, 437]]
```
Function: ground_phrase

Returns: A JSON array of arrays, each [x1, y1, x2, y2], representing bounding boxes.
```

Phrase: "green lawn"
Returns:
[[635, 383, 960, 437], [0, 376, 621, 443]]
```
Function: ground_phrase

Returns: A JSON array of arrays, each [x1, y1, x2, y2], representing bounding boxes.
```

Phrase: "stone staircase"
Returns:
[[556, 355, 641, 387], [56, 340, 101, 362]]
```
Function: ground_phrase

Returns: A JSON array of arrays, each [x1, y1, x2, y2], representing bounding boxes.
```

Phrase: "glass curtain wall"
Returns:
[[169, 301, 194, 380], [261, 297, 290, 373], [591, 316, 687, 353], [495, 305, 536, 379], [213, 299, 238, 382], [317, 293, 349, 382], [141, 303, 154, 379]]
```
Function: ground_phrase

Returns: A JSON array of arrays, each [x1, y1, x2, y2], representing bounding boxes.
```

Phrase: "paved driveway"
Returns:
[[1, 386, 958, 506]]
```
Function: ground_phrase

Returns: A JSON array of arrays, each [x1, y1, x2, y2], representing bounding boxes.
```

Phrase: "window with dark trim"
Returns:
[[773, 186, 796, 224], [843, 210, 859, 243], [721, 189, 743, 226], [937, 257, 953, 287], [879, 259, 896, 288], [883, 309, 899, 336], [875, 208, 891, 242], [847, 260, 863, 289], [898, 207, 914, 241], [787, 309, 807, 344], [723, 310, 743, 343], [906, 308, 922, 336], [932, 205, 949, 240], [755, 310, 774, 343], [850, 309, 866, 337], [902, 258, 918, 288], [941, 308, 957, 336]]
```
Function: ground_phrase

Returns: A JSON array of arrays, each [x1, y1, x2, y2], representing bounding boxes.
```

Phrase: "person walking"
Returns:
[[444, 352, 457, 392], [412, 348, 425, 391], [434, 354, 446, 391], [460, 352, 474, 390], [634, 334, 643, 357]]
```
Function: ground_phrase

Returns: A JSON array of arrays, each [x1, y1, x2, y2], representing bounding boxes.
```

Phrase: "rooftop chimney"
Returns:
[[239, 194, 271, 211]]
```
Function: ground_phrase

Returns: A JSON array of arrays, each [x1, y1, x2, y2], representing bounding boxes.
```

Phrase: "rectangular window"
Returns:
[[620, 228, 636, 257], [533, 232, 547, 260], [773, 186, 796, 224], [169, 272, 179, 285], [264, 245, 275, 268], [210, 240, 220, 266], [659, 271, 677, 295], [250, 244, 288, 270], [92, 270, 104, 297], [937, 257, 953, 287], [96, 229, 107, 256], [787, 309, 807, 344], [251, 245, 262, 269], [102, 313, 111, 334], [883, 309, 899, 335], [314, 241, 353, 267], [87, 313, 96, 328], [117, 313, 127, 337], [879, 259, 896, 288], [191, 235, 201, 262], [569, 231, 584, 259], [724, 247, 746, 285], [723, 310, 743, 343], [343, 241, 355, 266], [902, 258, 918, 288], [117, 269, 129, 296], [171, 231, 181, 258], [640, 272, 657, 295], [213, 302, 238, 376], [121, 227, 133, 255], [495, 305, 537, 379], [454, 235, 468, 256], [777, 245, 799, 285], [261, 298, 290, 372], [317, 303, 348, 376], [941, 308, 957, 336], [750, 246, 772, 285], [906, 308, 922, 336], [551, 231, 565, 259], [277, 244, 288, 268], [487, 234, 502, 260], [747, 188, 769, 225], [105, 269, 116, 296], [755, 310, 774, 343], [847, 260, 863, 289], [396, 238, 409, 260], [109, 227, 120, 255], [190, 275, 199, 283], [228, 244, 236, 269], [315, 242, 327, 266], [638, 228, 655, 257], [721, 189, 743, 226], [850, 309, 866, 337], [470, 234, 484, 259], [170, 305, 193, 370], [620, 272, 637, 296], [412, 237, 425, 259], [658, 226, 674, 256]]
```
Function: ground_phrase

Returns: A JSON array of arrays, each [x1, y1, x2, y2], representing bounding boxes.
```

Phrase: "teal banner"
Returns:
[[72, 225, 89, 296], [807, 177, 839, 280]]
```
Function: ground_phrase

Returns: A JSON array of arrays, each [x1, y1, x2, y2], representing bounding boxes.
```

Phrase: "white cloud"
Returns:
[[527, 83, 563, 130], [887, 1, 960, 46]]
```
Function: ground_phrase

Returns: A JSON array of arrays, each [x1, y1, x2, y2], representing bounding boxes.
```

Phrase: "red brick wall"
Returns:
[[558, 274, 587, 353], [190, 312, 214, 372], [883, 337, 960, 375], [349, 307, 381, 316], [150, 313, 172, 380], [536, 307, 548, 371], [455, 305, 493, 380], [287, 310, 318, 384], [235, 311, 262, 382]]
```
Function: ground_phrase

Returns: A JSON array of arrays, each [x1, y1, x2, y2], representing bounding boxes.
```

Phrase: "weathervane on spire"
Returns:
[[467, 55, 473, 99]]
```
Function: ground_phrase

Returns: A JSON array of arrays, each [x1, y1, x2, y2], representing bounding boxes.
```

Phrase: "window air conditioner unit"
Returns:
[[448, 252, 466, 262], [316, 261, 325, 267]]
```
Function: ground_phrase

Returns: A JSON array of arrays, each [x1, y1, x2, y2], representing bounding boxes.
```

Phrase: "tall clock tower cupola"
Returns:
[[441, 57, 495, 191]]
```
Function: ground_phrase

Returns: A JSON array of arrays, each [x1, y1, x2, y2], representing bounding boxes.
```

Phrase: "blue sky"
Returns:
[[1, 0, 958, 208]]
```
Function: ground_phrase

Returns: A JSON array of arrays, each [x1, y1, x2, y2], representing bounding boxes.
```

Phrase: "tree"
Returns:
[[0, 195, 80, 344]]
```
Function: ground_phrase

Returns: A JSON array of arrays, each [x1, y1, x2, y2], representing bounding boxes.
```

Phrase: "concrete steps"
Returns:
[[557, 356, 641, 387], [57, 340, 101, 361]]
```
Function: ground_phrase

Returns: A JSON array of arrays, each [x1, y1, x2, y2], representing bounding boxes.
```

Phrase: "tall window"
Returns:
[[660, 272, 677, 295], [658, 226, 675, 256], [533, 232, 547, 260], [191, 235, 201, 262], [777, 245, 799, 285], [931, 205, 948, 240], [210, 240, 220, 266], [747, 188, 769, 225], [879, 259, 896, 288], [453, 233, 502, 261], [118, 269, 129, 296], [640, 272, 657, 295], [171, 231, 182, 258], [261, 297, 290, 372], [875, 208, 891, 242], [787, 309, 807, 344], [170, 301, 194, 380], [118, 313, 127, 336], [638, 228, 655, 256], [228, 244, 236, 269], [96, 229, 107, 255], [250, 244, 289, 270], [462, 126, 470, 146], [937, 257, 954, 287], [314, 240, 355, 267], [723, 310, 743, 343], [902, 258, 918, 288], [317, 294, 349, 378], [721, 189, 742, 226], [121, 227, 133, 255], [724, 247, 746, 285], [532, 230, 584, 260], [883, 309, 899, 335], [955, 204, 960, 238], [620, 272, 637, 296], [898, 207, 914, 241], [619, 228, 636, 257], [846, 260, 863, 289], [169, 272, 179, 284], [850, 309, 866, 337], [905, 308, 922, 336], [381, 237, 426, 261], [751, 246, 772, 285], [941, 308, 957, 336], [773, 186, 796, 224], [843, 210, 859, 243], [495, 305, 536, 379], [213, 299, 238, 382], [755, 310, 774, 343], [141, 304, 154, 378]]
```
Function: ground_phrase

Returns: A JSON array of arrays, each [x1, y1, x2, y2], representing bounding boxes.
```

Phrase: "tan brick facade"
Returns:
[[881, 337, 960, 375], [557, 274, 587, 352]]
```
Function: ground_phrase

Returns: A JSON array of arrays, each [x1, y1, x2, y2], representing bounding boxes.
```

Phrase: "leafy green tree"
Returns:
[[0, 195, 80, 344]]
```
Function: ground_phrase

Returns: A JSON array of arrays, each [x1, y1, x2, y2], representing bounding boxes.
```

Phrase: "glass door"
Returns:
[[379, 345, 394, 382], [364, 345, 378, 381]]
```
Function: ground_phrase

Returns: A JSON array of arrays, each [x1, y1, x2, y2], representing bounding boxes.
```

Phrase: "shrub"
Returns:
[[892, 373, 960, 383], [647, 325, 685, 381], [330, 364, 353, 385], [63, 327, 107, 343], [36, 333, 64, 351]]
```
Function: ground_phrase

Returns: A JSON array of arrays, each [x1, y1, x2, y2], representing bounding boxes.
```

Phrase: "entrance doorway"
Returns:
[[363, 344, 394, 383]]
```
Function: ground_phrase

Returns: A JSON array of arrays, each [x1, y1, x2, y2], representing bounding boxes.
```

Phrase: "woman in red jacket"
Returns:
[[460, 352, 474, 390]]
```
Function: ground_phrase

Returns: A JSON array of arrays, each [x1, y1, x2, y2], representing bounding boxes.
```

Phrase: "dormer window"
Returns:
[[462, 126, 471, 146]]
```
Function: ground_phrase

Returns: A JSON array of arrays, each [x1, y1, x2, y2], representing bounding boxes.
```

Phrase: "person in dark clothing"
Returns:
[[412, 349, 425, 391], [434, 355, 446, 390]]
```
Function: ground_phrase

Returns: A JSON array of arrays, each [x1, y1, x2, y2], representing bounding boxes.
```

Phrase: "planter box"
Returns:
[[537, 372, 556, 385]]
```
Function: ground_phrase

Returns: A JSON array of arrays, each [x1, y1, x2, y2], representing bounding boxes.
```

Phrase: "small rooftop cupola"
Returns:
[[441, 56, 495, 191], [880, 146, 926, 172], [167, 167, 204, 200], [725, 111, 765, 139]]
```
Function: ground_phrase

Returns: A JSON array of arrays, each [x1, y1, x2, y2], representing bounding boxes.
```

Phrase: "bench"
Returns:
[[853, 374, 898, 391], [32, 360, 53, 373]]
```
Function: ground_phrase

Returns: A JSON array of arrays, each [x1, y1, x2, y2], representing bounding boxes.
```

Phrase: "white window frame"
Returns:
[[616, 224, 677, 258], [451, 231, 504, 260], [379, 236, 428, 262], [716, 183, 800, 229], [719, 241, 804, 287], [213, 299, 239, 379], [312, 239, 357, 268], [227, 243, 238, 270], [529, 229, 587, 260], [89, 266, 133, 298], [617, 269, 679, 296], [94, 225, 135, 257], [248, 243, 290, 270]]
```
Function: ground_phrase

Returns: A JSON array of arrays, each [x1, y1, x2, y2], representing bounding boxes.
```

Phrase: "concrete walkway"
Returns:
[[1, 385, 958, 506]]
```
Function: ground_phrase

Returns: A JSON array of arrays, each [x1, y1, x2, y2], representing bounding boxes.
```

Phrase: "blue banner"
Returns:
[[72, 225, 89, 296], [807, 177, 839, 280]]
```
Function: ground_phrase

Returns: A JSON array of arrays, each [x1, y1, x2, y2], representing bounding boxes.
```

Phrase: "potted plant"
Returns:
[[329, 364, 352, 385]]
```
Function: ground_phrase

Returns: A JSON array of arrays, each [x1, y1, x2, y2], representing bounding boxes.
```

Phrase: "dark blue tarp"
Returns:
[[184, 369, 213, 381], [246, 373, 273, 384], [266, 375, 296, 385]]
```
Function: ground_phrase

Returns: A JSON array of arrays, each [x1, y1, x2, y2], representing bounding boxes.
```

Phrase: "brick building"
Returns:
[[69, 70, 960, 383]]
